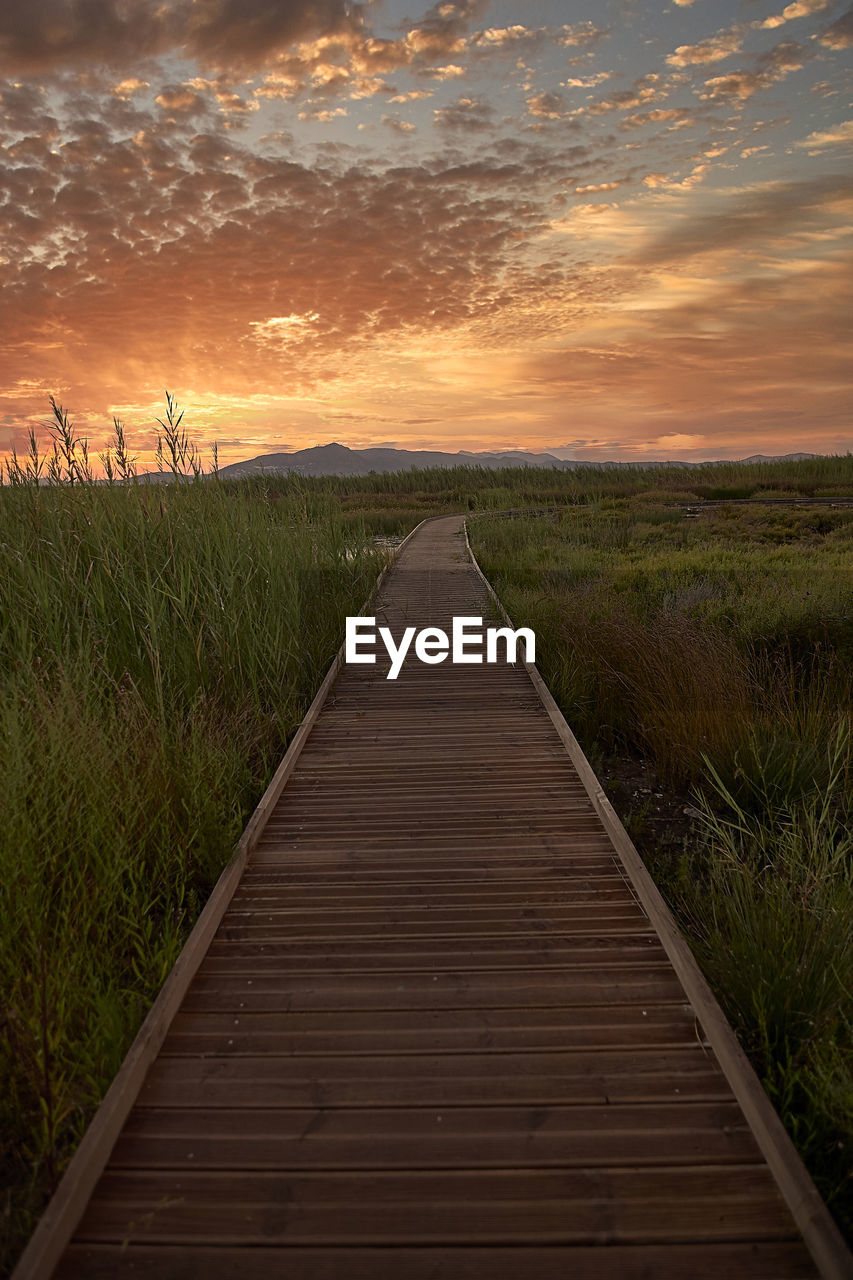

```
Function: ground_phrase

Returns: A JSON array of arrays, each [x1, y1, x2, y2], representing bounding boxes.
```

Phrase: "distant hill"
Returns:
[[737, 453, 819, 464], [219, 442, 570, 478], [218, 442, 821, 479]]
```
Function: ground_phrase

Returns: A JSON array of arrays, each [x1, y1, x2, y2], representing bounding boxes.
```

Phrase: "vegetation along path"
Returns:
[[16, 515, 851, 1279]]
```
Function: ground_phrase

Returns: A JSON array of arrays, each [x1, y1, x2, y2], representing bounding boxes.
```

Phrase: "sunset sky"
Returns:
[[1, 0, 851, 468]]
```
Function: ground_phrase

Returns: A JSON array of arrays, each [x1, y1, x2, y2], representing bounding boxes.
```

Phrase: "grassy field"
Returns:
[[261, 450, 853, 515], [468, 479, 853, 1237], [3, 428, 852, 1268], [0, 471, 390, 1273]]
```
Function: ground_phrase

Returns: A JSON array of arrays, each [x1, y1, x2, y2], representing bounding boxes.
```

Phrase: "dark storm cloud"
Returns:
[[0, 0, 366, 71]]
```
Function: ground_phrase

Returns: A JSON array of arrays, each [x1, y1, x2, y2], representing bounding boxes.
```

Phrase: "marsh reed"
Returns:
[[0, 402, 386, 1272]]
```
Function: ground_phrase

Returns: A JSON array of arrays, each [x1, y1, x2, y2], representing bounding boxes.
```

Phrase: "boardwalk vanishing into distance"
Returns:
[[16, 516, 851, 1279]]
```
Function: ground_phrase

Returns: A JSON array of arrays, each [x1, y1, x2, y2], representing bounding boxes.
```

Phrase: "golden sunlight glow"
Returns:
[[0, 0, 850, 467]]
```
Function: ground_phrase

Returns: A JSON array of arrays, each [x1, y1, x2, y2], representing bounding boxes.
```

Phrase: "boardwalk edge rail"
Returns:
[[463, 518, 851, 1280], [12, 518, 431, 1280]]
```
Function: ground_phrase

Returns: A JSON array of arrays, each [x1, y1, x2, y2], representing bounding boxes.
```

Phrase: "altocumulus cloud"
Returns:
[[0, 0, 364, 70]]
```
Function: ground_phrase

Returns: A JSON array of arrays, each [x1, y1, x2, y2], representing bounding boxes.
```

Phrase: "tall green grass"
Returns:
[[470, 491, 853, 1236], [246, 450, 853, 509], [686, 737, 852, 1227], [0, 476, 385, 1273], [471, 500, 853, 782]]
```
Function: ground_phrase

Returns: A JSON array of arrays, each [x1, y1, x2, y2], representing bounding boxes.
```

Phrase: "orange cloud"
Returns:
[[0, 0, 850, 467]]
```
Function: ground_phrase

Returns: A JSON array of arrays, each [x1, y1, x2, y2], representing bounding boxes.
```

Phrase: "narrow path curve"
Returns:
[[21, 515, 848, 1278]]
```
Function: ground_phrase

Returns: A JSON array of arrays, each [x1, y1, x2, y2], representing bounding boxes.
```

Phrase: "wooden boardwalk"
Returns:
[[18, 516, 850, 1279]]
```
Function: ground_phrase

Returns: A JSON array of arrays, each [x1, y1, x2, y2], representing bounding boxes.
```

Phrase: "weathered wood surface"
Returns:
[[34, 515, 848, 1277]]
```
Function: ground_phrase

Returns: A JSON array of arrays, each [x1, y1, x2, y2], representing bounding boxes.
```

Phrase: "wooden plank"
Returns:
[[240, 860, 625, 879], [73, 1166, 798, 1245], [237, 874, 626, 893], [164, 1003, 701, 1053], [227, 883, 637, 905], [161, 1022, 707, 1057], [212, 906, 653, 933], [137, 1051, 732, 1108], [180, 967, 688, 1012], [110, 1100, 758, 1169], [253, 837, 618, 852], [203, 936, 664, 960], [55, 1241, 818, 1280], [204, 932, 659, 955]]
